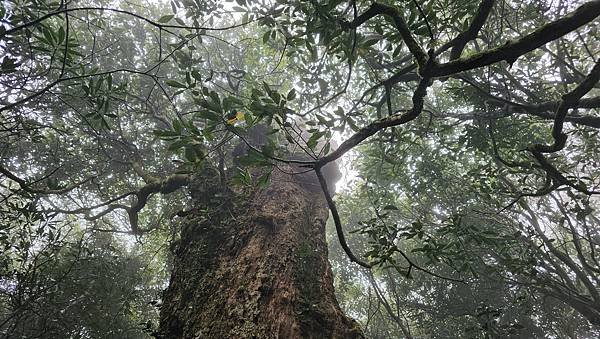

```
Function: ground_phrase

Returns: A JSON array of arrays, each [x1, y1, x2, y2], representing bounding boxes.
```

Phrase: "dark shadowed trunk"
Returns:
[[156, 164, 363, 338]]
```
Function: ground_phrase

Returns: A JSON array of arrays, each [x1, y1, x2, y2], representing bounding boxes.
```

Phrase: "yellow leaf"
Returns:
[[227, 111, 244, 125]]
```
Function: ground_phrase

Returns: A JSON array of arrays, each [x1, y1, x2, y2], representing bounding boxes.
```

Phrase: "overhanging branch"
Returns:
[[433, 0, 600, 76], [531, 59, 600, 154], [315, 168, 372, 268], [342, 2, 428, 68], [459, 75, 600, 128], [2, 6, 259, 39], [0, 164, 93, 195], [127, 174, 190, 234], [449, 0, 495, 60], [316, 59, 434, 167]]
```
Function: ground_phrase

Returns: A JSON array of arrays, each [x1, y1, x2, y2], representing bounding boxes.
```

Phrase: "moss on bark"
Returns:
[[156, 166, 363, 338]]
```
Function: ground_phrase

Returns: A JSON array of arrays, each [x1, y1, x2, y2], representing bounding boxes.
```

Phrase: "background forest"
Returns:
[[1, 0, 599, 338]]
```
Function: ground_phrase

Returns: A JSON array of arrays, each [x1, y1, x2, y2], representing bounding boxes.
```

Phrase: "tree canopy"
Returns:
[[1, 0, 599, 337]]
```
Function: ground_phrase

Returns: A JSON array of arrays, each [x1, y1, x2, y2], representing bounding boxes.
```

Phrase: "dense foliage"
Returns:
[[1, 0, 599, 337]]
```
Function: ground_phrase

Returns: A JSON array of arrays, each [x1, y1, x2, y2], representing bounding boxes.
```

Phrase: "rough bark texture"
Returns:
[[156, 165, 363, 338]]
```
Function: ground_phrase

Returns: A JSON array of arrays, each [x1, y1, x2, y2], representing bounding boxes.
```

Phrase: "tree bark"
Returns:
[[156, 165, 363, 338]]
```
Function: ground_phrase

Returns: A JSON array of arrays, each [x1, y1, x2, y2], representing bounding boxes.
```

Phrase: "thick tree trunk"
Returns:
[[156, 166, 363, 338]]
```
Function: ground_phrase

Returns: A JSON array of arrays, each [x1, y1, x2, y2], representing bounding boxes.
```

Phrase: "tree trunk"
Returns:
[[156, 165, 363, 338]]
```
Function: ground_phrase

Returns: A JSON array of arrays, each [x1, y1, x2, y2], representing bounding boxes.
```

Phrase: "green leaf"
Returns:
[[322, 142, 330, 155], [462, 17, 470, 31], [208, 91, 222, 112], [168, 139, 188, 151], [307, 131, 325, 150], [238, 149, 271, 167], [257, 171, 271, 188], [103, 99, 110, 114], [390, 43, 400, 57], [158, 15, 174, 23], [362, 36, 380, 47], [42, 27, 54, 46], [57, 26, 65, 44], [232, 167, 252, 186], [172, 119, 183, 133], [184, 146, 197, 162], [186, 120, 201, 135], [262, 31, 270, 44], [166, 80, 188, 88], [191, 70, 202, 81], [287, 88, 296, 101], [153, 129, 180, 139], [244, 111, 255, 126], [1, 57, 18, 72]]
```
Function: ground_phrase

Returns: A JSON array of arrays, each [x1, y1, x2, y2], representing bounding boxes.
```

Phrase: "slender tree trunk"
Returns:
[[156, 165, 363, 338]]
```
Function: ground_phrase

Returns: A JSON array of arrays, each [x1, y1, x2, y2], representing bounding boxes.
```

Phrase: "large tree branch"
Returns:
[[354, 0, 497, 108], [342, 3, 428, 68], [520, 203, 600, 304], [316, 61, 433, 168], [546, 290, 600, 326], [127, 174, 190, 234], [459, 75, 600, 128], [524, 60, 600, 194], [512, 98, 600, 128], [43, 192, 135, 217], [449, 0, 496, 60], [32, 173, 190, 234], [539, 59, 600, 153], [433, 0, 600, 77], [309, 57, 437, 268]]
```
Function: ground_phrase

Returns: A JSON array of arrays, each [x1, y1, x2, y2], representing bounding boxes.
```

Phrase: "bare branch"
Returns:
[[2, 6, 260, 38], [315, 167, 372, 268], [0, 164, 93, 195]]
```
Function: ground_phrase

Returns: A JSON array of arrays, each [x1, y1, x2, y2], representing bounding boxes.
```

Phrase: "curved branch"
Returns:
[[317, 61, 434, 167], [526, 60, 600, 194], [0, 164, 93, 195], [2, 6, 259, 38], [449, 0, 495, 60], [433, 0, 600, 77], [460, 75, 600, 128], [127, 174, 190, 234], [42, 192, 135, 217], [36, 174, 190, 234], [315, 168, 371, 268], [342, 2, 427, 68]]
